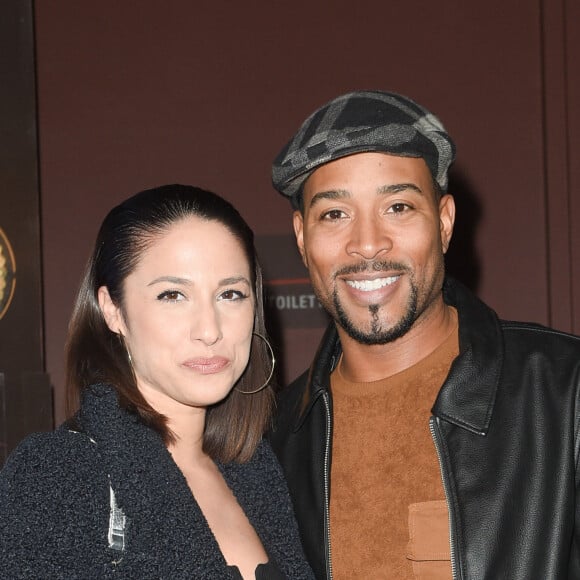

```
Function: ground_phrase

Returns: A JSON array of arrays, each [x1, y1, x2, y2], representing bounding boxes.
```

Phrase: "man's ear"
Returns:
[[439, 194, 456, 254], [293, 210, 308, 268], [98, 286, 124, 334]]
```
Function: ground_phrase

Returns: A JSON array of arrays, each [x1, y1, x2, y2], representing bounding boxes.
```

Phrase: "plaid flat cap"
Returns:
[[272, 90, 456, 207]]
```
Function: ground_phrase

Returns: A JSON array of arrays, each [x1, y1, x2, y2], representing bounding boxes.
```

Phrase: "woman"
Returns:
[[0, 184, 314, 579]]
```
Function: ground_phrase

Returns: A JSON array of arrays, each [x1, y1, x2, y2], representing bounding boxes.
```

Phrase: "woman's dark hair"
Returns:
[[65, 184, 274, 462]]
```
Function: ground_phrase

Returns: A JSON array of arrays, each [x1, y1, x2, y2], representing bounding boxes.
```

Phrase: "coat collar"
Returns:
[[296, 278, 503, 435], [432, 278, 503, 435]]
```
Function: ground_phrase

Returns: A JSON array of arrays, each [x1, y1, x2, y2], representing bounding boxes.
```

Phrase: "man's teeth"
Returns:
[[346, 276, 398, 291]]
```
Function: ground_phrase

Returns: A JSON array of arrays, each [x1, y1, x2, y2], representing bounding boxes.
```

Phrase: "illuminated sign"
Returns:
[[256, 235, 329, 329], [0, 227, 16, 320]]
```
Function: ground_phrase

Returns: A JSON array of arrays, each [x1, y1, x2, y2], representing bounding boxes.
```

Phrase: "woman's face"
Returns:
[[99, 216, 255, 416]]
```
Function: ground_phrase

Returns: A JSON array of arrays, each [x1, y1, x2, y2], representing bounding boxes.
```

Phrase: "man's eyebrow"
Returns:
[[308, 189, 351, 209], [308, 183, 424, 209], [377, 183, 424, 195]]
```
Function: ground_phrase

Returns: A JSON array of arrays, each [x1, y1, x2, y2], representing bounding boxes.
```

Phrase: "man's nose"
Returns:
[[345, 216, 393, 260]]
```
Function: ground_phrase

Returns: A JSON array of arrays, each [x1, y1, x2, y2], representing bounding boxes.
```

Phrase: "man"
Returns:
[[268, 90, 580, 579]]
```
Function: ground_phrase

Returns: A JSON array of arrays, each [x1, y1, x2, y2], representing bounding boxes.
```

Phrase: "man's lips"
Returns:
[[182, 356, 230, 374]]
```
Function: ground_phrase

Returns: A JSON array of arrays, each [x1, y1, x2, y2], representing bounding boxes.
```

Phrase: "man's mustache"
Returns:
[[334, 261, 410, 277]]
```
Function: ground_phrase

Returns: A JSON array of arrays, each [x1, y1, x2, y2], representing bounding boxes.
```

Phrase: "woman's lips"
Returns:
[[182, 356, 230, 374]]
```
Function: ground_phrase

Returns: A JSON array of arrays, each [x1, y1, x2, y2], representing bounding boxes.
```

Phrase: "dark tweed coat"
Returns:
[[0, 384, 314, 579]]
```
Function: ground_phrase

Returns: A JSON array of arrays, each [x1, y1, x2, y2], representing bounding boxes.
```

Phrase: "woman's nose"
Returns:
[[191, 304, 222, 346]]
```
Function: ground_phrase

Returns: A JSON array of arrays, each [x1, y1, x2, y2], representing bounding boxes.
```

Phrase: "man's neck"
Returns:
[[337, 300, 458, 383]]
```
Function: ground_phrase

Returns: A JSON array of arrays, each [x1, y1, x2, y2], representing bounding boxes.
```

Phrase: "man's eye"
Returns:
[[387, 203, 411, 214], [321, 209, 346, 220], [157, 290, 184, 302]]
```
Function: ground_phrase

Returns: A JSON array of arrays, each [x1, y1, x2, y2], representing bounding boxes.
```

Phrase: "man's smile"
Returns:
[[345, 275, 400, 292]]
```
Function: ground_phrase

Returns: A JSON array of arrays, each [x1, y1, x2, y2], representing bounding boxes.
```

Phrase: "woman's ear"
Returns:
[[98, 286, 124, 334]]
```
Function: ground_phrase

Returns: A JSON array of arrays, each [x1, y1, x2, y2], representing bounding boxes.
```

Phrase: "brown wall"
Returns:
[[33, 0, 579, 425], [0, 1, 52, 461]]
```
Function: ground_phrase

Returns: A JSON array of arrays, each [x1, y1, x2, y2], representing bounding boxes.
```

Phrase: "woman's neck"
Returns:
[[165, 407, 209, 468]]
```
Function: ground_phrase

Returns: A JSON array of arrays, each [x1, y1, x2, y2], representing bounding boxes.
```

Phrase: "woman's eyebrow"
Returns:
[[147, 276, 191, 287], [219, 276, 251, 286]]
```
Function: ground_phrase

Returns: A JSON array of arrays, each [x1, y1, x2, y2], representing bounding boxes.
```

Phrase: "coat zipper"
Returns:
[[322, 391, 334, 580], [430, 416, 459, 580]]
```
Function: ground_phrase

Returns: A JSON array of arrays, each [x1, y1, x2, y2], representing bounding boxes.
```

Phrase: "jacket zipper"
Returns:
[[430, 416, 459, 580], [322, 391, 334, 580]]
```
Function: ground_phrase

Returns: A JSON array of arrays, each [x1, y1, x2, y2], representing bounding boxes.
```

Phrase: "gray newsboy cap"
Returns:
[[272, 90, 456, 208]]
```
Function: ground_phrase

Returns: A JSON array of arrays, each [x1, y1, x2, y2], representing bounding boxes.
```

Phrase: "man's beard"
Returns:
[[324, 260, 419, 345], [334, 281, 418, 345]]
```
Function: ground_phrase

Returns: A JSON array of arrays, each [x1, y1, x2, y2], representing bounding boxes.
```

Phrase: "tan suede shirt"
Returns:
[[329, 316, 458, 579]]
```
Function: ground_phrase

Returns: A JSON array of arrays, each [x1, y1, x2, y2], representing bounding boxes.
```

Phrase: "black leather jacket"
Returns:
[[269, 278, 580, 579]]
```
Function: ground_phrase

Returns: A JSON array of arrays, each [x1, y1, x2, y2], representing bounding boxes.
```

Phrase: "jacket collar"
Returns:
[[432, 278, 503, 435], [296, 278, 503, 435]]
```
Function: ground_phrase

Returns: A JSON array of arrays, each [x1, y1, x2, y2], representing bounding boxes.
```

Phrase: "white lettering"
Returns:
[[267, 293, 322, 310]]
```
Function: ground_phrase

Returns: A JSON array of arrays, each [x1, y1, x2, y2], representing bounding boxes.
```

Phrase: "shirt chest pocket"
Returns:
[[406, 500, 452, 579]]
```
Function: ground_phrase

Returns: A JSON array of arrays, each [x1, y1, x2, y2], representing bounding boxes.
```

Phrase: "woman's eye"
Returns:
[[157, 290, 184, 302], [219, 289, 248, 301]]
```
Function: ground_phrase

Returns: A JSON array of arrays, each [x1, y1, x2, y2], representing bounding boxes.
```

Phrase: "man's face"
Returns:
[[293, 152, 455, 345]]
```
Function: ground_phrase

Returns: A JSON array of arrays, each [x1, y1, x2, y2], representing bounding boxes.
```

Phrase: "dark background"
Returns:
[[1, 0, 578, 448]]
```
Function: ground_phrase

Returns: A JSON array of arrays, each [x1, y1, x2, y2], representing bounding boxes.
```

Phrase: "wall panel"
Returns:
[[31, 0, 578, 425], [0, 0, 52, 461]]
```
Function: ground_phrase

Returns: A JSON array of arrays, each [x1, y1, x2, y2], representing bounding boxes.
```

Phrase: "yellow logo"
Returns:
[[0, 227, 16, 320]]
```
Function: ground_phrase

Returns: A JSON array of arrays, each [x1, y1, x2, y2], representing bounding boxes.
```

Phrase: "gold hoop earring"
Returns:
[[235, 332, 276, 395], [118, 332, 133, 366]]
